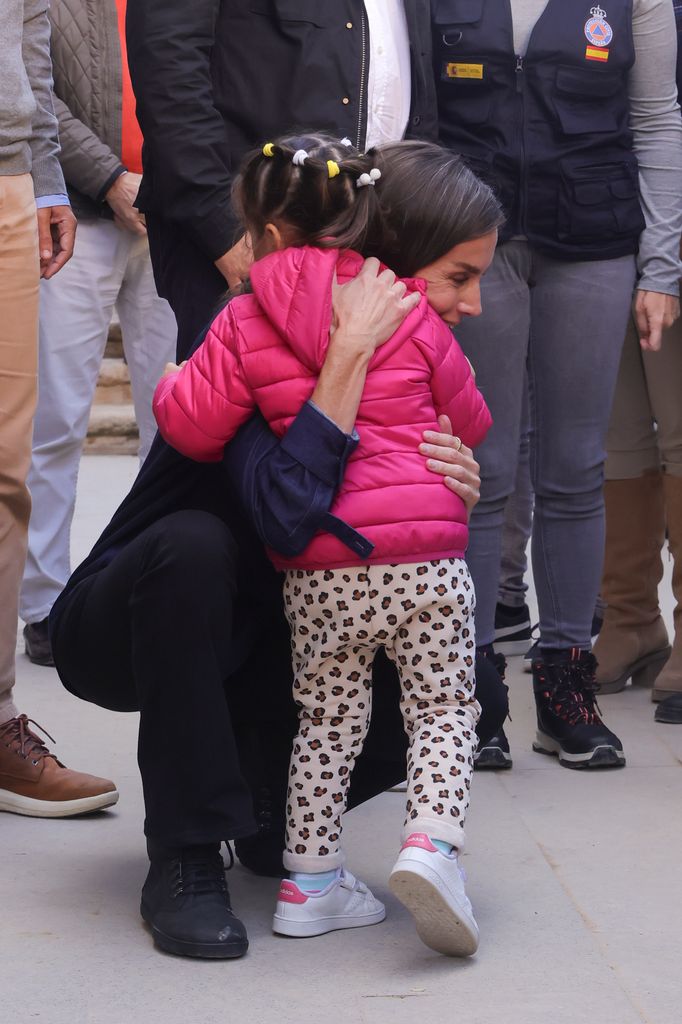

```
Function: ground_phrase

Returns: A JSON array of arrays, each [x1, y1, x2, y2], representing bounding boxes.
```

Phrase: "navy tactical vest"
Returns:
[[433, 0, 645, 260]]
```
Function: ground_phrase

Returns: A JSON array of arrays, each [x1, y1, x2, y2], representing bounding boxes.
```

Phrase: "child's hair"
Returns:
[[366, 141, 505, 277], [233, 133, 504, 275], [233, 133, 383, 254]]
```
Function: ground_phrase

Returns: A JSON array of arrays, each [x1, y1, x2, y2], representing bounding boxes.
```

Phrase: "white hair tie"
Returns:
[[339, 137, 353, 148], [356, 168, 382, 188], [292, 149, 309, 166]]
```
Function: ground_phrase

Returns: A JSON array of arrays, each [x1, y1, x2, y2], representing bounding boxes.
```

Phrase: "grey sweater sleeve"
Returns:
[[630, 0, 682, 295], [22, 0, 66, 198]]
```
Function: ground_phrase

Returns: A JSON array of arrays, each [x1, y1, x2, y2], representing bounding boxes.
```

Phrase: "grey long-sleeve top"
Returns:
[[514, 0, 682, 295], [0, 0, 66, 197]]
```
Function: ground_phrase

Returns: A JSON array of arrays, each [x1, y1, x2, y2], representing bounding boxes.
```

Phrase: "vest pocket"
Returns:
[[557, 159, 645, 243], [439, 54, 491, 122], [433, 0, 484, 25], [553, 66, 621, 135]]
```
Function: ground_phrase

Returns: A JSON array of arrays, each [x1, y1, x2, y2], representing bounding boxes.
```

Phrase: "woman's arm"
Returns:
[[630, 0, 682, 349]]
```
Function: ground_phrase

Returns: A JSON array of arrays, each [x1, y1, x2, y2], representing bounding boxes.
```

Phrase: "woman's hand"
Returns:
[[419, 415, 481, 519], [634, 290, 679, 352], [331, 257, 420, 358], [161, 360, 187, 378]]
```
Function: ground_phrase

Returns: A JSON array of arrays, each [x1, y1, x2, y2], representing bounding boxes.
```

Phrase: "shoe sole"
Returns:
[[272, 905, 386, 938], [140, 903, 248, 958], [389, 863, 478, 957], [0, 788, 119, 817], [598, 647, 671, 695], [474, 747, 513, 770], [532, 732, 625, 769], [25, 652, 56, 667]]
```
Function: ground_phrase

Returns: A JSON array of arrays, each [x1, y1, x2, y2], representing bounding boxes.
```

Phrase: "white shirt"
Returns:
[[364, 0, 412, 149]]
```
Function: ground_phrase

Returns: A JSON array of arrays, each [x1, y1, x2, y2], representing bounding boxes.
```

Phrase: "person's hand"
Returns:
[[331, 257, 421, 358], [634, 290, 679, 352], [419, 414, 481, 519], [215, 235, 253, 289], [37, 204, 77, 279], [105, 172, 147, 236], [161, 360, 187, 378]]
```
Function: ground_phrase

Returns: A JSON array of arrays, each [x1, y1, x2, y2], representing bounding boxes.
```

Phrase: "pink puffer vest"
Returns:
[[153, 246, 492, 570]]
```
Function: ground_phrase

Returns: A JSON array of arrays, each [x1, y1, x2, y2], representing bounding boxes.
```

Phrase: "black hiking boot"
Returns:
[[141, 841, 248, 958], [532, 648, 625, 769]]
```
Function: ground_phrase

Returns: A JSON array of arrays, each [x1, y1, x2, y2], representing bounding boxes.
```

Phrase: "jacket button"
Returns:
[[342, 97, 350, 105], [346, 21, 353, 29], [412, 115, 421, 126]]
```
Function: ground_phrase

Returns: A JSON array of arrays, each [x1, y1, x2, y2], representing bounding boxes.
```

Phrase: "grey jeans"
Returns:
[[455, 241, 636, 649], [498, 389, 533, 610]]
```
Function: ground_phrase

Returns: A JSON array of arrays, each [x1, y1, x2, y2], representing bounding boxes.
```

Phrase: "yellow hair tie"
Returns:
[[262, 143, 275, 157], [327, 160, 340, 179]]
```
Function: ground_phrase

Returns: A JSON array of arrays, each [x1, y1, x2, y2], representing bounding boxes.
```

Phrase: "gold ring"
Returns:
[[454, 437, 463, 452]]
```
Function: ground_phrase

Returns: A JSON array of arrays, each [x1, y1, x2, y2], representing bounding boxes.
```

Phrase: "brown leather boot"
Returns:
[[0, 714, 118, 817], [594, 473, 671, 694], [653, 474, 682, 703]]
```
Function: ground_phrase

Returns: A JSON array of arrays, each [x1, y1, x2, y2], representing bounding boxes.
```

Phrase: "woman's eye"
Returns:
[[451, 276, 468, 286]]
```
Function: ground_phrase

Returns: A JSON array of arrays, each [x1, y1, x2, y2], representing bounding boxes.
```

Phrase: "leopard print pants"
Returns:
[[282, 558, 481, 872]]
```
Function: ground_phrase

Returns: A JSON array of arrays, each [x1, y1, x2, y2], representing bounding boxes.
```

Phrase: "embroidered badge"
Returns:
[[585, 45, 609, 62], [584, 5, 613, 48], [445, 62, 484, 80]]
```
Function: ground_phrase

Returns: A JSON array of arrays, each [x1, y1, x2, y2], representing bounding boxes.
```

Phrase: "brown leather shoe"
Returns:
[[0, 714, 119, 817]]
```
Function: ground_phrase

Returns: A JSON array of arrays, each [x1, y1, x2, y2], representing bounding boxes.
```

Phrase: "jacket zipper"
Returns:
[[356, 5, 369, 150], [515, 55, 527, 234]]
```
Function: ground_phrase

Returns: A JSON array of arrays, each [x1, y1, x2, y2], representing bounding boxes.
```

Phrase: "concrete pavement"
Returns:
[[2, 455, 680, 1024]]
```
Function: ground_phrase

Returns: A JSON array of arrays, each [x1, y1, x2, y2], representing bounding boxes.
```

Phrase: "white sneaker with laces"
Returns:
[[389, 833, 479, 956], [272, 868, 386, 937]]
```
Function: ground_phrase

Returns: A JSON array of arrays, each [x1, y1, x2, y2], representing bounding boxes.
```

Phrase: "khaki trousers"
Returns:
[[606, 312, 682, 480], [0, 175, 39, 723]]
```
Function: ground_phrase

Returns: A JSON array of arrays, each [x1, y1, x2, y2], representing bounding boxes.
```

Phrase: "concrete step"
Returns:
[[86, 402, 139, 456], [93, 357, 133, 405]]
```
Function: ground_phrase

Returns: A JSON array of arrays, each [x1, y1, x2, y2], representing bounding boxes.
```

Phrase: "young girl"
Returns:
[[153, 135, 502, 956]]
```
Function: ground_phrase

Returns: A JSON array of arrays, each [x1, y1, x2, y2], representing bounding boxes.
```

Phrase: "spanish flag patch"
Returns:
[[585, 46, 609, 62]]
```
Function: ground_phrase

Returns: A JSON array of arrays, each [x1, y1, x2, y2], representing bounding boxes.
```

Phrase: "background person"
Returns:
[[20, 0, 177, 668], [434, 0, 682, 769], [0, 0, 117, 818], [126, 0, 436, 358]]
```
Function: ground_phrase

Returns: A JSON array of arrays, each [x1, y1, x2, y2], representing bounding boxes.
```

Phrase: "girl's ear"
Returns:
[[263, 222, 285, 251]]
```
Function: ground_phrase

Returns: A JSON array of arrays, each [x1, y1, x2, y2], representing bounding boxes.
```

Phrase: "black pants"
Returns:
[[146, 214, 228, 361], [52, 511, 508, 847]]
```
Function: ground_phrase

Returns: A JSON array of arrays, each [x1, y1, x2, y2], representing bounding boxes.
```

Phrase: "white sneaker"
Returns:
[[389, 833, 479, 956], [272, 869, 386, 938]]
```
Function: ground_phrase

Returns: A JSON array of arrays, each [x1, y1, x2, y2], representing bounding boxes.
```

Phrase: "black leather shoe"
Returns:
[[654, 692, 682, 724], [141, 841, 248, 958], [532, 649, 625, 769], [23, 618, 55, 667]]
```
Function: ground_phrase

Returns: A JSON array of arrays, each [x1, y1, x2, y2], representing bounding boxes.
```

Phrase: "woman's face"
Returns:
[[414, 231, 497, 327]]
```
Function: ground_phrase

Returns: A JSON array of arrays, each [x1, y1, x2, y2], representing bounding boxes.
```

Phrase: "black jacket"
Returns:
[[126, 0, 436, 262]]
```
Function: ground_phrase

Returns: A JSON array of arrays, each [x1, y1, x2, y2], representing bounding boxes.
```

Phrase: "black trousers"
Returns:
[[52, 511, 508, 847], [146, 214, 228, 361]]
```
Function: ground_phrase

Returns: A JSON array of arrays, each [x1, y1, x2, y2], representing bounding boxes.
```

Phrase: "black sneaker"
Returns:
[[475, 649, 513, 769], [474, 728, 512, 769], [141, 841, 248, 958], [532, 649, 625, 769], [494, 603, 532, 656], [23, 618, 55, 667], [654, 693, 682, 724]]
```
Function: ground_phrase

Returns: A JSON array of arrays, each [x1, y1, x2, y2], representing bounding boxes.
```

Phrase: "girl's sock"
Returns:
[[290, 868, 341, 893], [431, 838, 457, 858]]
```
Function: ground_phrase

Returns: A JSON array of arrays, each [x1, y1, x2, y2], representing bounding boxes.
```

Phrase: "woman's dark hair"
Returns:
[[233, 134, 504, 275], [367, 141, 505, 277]]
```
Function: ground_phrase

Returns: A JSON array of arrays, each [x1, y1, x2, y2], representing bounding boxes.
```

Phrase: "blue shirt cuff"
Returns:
[[281, 401, 358, 489], [35, 194, 70, 209]]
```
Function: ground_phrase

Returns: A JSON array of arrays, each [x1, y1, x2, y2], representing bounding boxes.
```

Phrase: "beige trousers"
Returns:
[[606, 312, 682, 480], [0, 175, 40, 723]]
